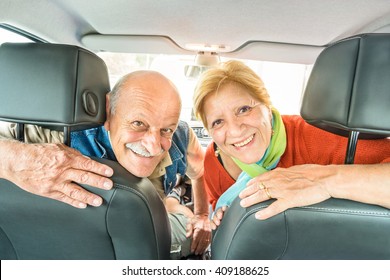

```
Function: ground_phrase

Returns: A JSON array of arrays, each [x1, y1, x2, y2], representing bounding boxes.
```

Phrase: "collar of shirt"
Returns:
[[148, 152, 173, 179]]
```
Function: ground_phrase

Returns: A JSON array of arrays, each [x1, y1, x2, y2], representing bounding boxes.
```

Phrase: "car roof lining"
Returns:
[[2, 0, 390, 64]]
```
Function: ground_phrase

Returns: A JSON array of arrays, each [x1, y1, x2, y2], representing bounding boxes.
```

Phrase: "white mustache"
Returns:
[[125, 142, 164, 157]]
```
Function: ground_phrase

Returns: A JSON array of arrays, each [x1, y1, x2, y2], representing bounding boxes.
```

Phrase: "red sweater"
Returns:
[[204, 115, 390, 209]]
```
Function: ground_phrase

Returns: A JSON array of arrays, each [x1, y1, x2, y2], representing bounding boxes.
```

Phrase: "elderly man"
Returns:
[[0, 70, 210, 259]]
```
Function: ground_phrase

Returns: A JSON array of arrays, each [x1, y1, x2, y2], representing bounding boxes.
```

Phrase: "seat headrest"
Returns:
[[301, 33, 390, 138], [0, 43, 110, 129]]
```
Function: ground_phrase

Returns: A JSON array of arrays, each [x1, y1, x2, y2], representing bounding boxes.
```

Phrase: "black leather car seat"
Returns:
[[301, 33, 390, 163], [211, 34, 390, 260], [0, 43, 171, 259]]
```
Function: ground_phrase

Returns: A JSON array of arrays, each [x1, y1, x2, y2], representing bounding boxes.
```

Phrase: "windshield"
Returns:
[[97, 52, 313, 124]]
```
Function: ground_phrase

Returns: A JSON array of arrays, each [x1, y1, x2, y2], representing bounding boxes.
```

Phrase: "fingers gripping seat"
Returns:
[[211, 34, 390, 260], [0, 43, 170, 259]]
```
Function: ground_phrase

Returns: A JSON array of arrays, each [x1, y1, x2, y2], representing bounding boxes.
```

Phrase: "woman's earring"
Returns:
[[215, 147, 220, 157]]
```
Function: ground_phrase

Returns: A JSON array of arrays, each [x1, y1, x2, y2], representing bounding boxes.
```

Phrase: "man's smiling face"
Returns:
[[104, 71, 181, 177]]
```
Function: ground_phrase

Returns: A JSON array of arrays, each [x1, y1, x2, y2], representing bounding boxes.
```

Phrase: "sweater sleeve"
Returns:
[[280, 115, 390, 166]]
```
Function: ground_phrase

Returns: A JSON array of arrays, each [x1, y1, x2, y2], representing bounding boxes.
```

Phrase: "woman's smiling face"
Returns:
[[204, 82, 273, 164]]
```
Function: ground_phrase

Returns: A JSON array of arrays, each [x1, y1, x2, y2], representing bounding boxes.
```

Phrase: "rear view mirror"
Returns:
[[184, 51, 220, 79], [184, 65, 211, 79]]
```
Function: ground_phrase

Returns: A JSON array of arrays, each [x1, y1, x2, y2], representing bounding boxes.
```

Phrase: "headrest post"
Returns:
[[345, 131, 359, 164], [63, 127, 71, 146], [16, 123, 24, 142]]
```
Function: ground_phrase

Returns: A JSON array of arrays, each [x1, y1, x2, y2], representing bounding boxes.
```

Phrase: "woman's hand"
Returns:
[[239, 164, 332, 219], [211, 205, 228, 230]]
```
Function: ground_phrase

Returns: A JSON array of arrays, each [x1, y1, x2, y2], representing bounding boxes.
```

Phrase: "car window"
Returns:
[[97, 52, 313, 125], [0, 26, 312, 122], [0, 26, 34, 130], [0, 26, 33, 44]]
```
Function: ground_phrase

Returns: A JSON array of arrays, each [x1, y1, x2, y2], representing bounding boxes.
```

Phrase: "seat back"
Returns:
[[301, 33, 390, 163], [212, 197, 390, 259], [0, 43, 170, 259], [211, 34, 390, 260]]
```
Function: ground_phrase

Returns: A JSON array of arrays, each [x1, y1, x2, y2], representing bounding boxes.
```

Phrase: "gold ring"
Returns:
[[264, 185, 272, 199], [259, 182, 272, 199], [258, 181, 266, 190]]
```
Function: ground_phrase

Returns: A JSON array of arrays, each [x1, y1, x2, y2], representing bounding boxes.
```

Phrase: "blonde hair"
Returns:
[[193, 60, 271, 128]]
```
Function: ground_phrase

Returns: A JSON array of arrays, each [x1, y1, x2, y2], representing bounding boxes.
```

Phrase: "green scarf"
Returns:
[[232, 108, 287, 178]]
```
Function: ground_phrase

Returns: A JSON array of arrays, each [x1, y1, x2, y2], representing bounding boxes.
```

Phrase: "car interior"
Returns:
[[212, 33, 390, 259], [0, 43, 170, 260], [1, 0, 390, 261]]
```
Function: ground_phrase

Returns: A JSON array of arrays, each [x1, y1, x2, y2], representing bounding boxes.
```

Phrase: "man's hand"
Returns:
[[1, 142, 114, 208], [186, 214, 211, 255], [166, 196, 211, 255]]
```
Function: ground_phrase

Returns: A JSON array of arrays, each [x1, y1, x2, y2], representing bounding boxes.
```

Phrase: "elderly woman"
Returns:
[[193, 60, 390, 228]]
